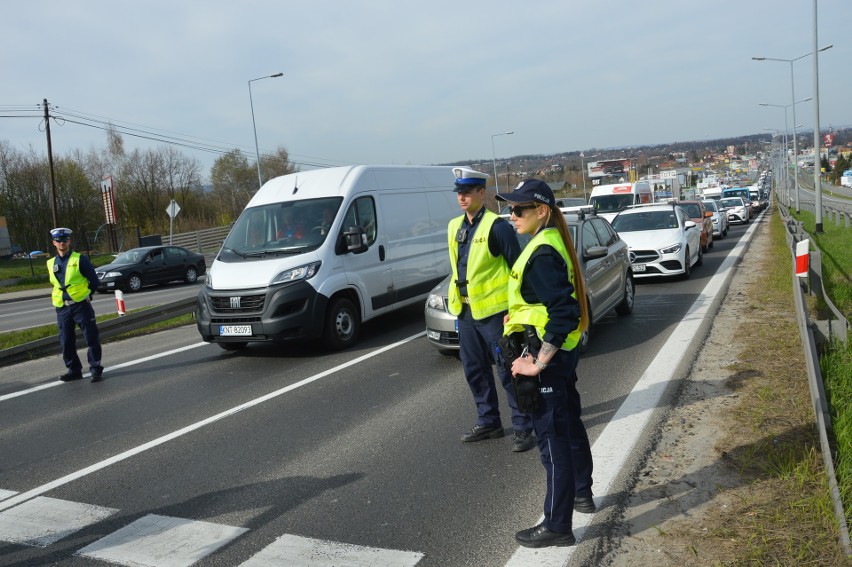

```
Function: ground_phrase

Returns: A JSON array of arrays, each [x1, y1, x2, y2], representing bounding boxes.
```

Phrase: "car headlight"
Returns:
[[105, 271, 123, 278], [661, 243, 682, 254], [270, 261, 321, 285], [426, 293, 446, 311]]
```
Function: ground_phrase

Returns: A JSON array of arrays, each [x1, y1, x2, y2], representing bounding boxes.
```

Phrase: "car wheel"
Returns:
[[323, 297, 360, 350], [218, 342, 247, 351], [682, 248, 692, 280], [184, 266, 198, 283], [615, 275, 635, 316], [126, 273, 142, 292], [696, 243, 704, 267]]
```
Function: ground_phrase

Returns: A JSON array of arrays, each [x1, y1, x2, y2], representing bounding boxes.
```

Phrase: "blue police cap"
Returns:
[[453, 167, 489, 191], [495, 179, 554, 206], [50, 227, 73, 241]]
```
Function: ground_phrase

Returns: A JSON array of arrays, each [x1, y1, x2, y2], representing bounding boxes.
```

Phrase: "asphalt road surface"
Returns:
[[0, 216, 763, 566]]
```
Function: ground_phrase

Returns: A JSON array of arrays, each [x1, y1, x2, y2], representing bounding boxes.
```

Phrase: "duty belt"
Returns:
[[63, 299, 77, 306]]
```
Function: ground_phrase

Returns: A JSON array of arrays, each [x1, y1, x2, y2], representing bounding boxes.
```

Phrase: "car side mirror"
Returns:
[[705, 211, 713, 218], [684, 220, 697, 230], [584, 245, 608, 260]]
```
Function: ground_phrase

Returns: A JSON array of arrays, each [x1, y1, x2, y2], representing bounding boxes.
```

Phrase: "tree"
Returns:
[[209, 150, 257, 222]]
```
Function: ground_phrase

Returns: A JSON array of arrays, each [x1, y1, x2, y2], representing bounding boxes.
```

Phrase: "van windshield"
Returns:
[[589, 194, 635, 213], [221, 197, 343, 259]]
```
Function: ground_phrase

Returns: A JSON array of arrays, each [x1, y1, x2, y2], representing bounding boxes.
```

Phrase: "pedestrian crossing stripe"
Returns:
[[0, 495, 117, 547], [0, 490, 425, 566], [77, 514, 248, 567], [239, 533, 424, 566]]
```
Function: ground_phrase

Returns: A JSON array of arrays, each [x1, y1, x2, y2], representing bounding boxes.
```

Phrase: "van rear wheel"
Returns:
[[324, 297, 360, 350]]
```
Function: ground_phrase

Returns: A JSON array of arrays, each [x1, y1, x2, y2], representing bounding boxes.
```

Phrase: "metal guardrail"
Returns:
[[0, 296, 197, 368], [779, 202, 851, 555]]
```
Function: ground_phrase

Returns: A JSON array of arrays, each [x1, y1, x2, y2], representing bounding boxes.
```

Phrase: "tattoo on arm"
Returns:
[[539, 342, 558, 358]]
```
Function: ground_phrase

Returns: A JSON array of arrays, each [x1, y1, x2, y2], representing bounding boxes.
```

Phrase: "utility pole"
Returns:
[[43, 99, 59, 228]]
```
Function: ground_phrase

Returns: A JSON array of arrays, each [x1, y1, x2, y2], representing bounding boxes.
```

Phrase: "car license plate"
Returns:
[[633, 264, 646, 272], [220, 325, 252, 336]]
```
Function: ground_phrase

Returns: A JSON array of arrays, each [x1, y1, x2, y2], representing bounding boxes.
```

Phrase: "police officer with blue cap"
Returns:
[[47, 228, 104, 383], [496, 179, 595, 547], [447, 167, 534, 452]]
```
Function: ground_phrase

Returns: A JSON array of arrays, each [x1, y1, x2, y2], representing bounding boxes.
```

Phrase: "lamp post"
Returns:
[[753, 44, 832, 214], [248, 72, 283, 188], [579, 152, 598, 202], [759, 97, 812, 211], [491, 131, 513, 193]]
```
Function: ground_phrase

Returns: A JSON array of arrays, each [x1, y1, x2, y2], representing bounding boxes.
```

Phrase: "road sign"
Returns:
[[166, 200, 181, 219]]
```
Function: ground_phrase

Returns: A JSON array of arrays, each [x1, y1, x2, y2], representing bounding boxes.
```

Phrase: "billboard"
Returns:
[[587, 159, 631, 179]]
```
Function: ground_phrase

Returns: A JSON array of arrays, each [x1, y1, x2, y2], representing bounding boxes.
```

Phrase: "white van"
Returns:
[[196, 165, 458, 350], [588, 181, 653, 221]]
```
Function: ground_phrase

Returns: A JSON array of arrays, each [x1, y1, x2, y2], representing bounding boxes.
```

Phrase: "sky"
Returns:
[[1, 0, 850, 182]]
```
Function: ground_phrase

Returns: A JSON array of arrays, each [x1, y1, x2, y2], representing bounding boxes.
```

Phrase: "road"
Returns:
[[0, 281, 205, 334], [0, 217, 762, 566]]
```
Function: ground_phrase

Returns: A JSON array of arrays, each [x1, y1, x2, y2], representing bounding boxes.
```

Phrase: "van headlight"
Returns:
[[271, 261, 321, 285], [661, 243, 682, 254], [205, 273, 213, 289]]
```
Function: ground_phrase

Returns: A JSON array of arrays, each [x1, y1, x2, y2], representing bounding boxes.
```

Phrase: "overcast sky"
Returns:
[[2, 1, 849, 181]]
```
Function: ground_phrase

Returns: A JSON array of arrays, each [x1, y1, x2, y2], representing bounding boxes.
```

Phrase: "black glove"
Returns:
[[515, 374, 543, 414]]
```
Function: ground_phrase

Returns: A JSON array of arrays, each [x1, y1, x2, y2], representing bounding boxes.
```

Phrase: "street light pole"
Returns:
[[752, 44, 831, 216], [580, 152, 598, 202], [248, 72, 283, 188], [760, 97, 811, 211], [491, 131, 513, 194]]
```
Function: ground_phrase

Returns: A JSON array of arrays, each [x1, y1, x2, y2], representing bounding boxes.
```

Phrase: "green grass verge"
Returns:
[[0, 255, 116, 294], [822, 338, 852, 529]]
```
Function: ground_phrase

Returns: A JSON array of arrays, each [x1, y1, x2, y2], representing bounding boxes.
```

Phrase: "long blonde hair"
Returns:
[[543, 205, 589, 333]]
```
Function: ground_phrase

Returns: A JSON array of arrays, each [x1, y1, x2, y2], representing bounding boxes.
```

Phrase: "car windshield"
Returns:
[[590, 194, 635, 213], [611, 211, 678, 232], [112, 249, 147, 264], [222, 197, 343, 257], [720, 198, 742, 208], [702, 201, 718, 212]]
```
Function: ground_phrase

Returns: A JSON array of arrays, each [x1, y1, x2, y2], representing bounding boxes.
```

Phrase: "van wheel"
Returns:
[[324, 297, 360, 350], [615, 276, 634, 316]]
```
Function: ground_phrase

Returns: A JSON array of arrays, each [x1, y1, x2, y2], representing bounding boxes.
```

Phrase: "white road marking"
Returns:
[[0, 332, 425, 513], [77, 514, 247, 567], [505, 216, 762, 565], [0, 342, 208, 402], [0, 495, 117, 547], [239, 533, 423, 567], [0, 489, 16, 500]]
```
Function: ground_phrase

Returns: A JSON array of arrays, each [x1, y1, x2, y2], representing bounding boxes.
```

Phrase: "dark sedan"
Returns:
[[95, 245, 206, 293]]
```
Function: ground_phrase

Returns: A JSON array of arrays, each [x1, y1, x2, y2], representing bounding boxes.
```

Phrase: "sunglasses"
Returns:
[[508, 204, 539, 217], [53, 238, 70, 243]]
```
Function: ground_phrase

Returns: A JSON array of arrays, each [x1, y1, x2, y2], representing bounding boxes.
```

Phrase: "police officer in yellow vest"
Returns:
[[47, 228, 104, 383], [448, 167, 534, 452], [496, 179, 595, 548]]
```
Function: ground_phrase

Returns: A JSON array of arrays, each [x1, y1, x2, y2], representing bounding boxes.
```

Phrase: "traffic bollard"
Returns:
[[114, 289, 126, 316]]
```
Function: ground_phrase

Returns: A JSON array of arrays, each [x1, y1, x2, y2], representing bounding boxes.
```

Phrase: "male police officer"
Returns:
[[447, 168, 534, 452], [47, 228, 104, 383]]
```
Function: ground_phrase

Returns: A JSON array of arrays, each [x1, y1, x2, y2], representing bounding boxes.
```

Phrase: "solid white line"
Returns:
[[0, 342, 208, 403], [0, 332, 425, 512], [505, 216, 763, 566]]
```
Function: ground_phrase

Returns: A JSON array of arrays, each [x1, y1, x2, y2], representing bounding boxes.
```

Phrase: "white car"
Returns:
[[702, 199, 728, 239], [720, 197, 750, 224], [610, 203, 702, 279]]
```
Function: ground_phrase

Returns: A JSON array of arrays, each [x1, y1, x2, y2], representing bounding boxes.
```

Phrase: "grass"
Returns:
[[790, 210, 852, 319], [666, 208, 852, 565], [823, 338, 852, 530]]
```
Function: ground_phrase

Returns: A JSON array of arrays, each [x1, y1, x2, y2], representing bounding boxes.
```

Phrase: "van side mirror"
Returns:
[[342, 226, 368, 254]]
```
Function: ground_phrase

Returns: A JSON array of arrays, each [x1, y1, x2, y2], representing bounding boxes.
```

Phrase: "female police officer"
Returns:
[[496, 180, 595, 548]]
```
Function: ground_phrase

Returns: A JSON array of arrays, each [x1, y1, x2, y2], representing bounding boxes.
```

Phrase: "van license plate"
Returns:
[[633, 264, 646, 272], [220, 325, 252, 336]]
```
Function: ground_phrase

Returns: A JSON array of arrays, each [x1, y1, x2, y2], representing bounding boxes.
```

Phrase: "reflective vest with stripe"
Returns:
[[447, 210, 510, 319], [504, 227, 582, 350], [47, 252, 90, 307]]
